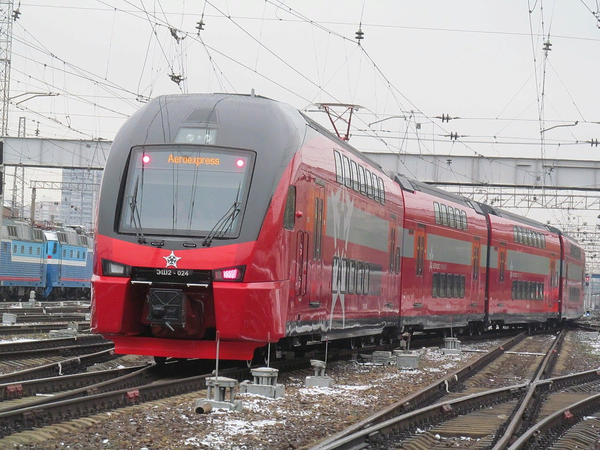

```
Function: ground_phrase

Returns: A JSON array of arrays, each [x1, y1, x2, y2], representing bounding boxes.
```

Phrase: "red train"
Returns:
[[91, 93, 585, 362]]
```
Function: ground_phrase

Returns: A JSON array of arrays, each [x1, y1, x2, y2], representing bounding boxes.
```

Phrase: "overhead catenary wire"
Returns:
[[9, 2, 595, 188]]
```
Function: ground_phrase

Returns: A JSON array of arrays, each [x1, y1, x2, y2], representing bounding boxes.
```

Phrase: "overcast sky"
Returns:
[[7, 1, 600, 227]]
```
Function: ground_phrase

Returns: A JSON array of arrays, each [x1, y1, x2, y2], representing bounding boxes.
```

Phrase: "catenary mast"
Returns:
[[0, 0, 14, 233]]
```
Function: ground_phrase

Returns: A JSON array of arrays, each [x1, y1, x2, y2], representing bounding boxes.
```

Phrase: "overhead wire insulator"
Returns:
[[591, 138, 599, 147], [355, 27, 364, 42], [169, 73, 185, 85], [196, 19, 205, 35], [543, 40, 552, 52], [12, 8, 20, 21], [436, 114, 459, 122], [450, 132, 458, 141]]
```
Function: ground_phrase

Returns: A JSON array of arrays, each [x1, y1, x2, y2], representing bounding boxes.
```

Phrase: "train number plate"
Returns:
[[155, 269, 192, 277], [132, 267, 211, 285]]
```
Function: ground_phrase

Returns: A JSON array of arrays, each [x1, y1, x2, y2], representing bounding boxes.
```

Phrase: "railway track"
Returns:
[[0, 337, 408, 442], [0, 336, 116, 381], [0, 322, 90, 336], [0, 328, 595, 447], [0, 334, 110, 364], [311, 329, 600, 449]]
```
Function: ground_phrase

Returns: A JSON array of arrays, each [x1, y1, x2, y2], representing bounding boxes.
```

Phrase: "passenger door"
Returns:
[[472, 237, 481, 299], [308, 183, 325, 308], [414, 224, 426, 305]]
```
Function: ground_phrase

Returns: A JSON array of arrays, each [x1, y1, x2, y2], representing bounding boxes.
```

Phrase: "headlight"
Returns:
[[102, 259, 132, 277], [213, 265, 245, 282]]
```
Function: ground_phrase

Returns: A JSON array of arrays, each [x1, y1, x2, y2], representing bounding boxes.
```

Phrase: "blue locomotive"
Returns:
[[0, 218, 92, 301]]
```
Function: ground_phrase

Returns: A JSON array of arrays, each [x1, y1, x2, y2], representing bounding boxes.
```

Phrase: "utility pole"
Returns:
[[0, 0, 13, 136], [0, 0, 14, 231]]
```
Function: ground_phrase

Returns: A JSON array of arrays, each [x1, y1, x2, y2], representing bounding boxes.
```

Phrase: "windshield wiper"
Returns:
[[128, 176, 148, 245], [202, 201, 241, 248]]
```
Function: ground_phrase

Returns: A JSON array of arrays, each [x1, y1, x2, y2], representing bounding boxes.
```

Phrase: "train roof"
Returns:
[[474, 202, 559, 233], [392, 173, 483, 213]]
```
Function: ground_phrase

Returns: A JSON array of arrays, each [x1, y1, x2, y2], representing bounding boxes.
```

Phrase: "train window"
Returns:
[[12, 245, 16, 253], [342, 156, 351, 187], [333, 151, 343, 184], [283, 186, 296, 230], [454, 275, 461, 298], [370, 172, 377, 200], [371, 173, 378, 200], [511, 281, 517, 299], [520, 227, 526, 244], [20, 245, 24, 253], [340, 259, 348, 294], [447, 274, 455, 298], [460, 276, 466, 298], [7, 225, 17, 238], [358, 166, 367, 195], [350, 160, 359, 191], [378, 178, 385, 204], [461, 210, 467, 230], [356, 262, 364, 295], [332, 257, 340, 293], [349, 260, 356, 293], [70, 250, 74, 258], [434, 203, 441, 224], [364, 264, 370, 295], [372, 175, 380, 202], [439, 273, 447, 297], [440, 204, 448, 226], [432, 273, 440, 298], [448, 206, 456, 228], [365, 169, 373, 198], [28, 247, 32, 255]]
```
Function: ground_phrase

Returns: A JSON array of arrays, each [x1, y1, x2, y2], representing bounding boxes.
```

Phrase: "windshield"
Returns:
[[119, 145, 255, 237]]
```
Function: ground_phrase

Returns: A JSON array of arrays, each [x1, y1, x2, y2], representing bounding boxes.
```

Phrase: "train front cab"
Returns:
[[0, 220, 46, 300], [92, 94, 320, 361]]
